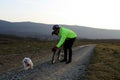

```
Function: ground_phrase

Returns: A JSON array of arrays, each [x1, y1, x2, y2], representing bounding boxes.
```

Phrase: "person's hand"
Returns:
[[52, 31, 55, 36], [52, 47, 58, 52]]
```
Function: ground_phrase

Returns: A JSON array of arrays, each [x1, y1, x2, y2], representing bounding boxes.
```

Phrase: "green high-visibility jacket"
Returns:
[[56, 26, 77, 48]]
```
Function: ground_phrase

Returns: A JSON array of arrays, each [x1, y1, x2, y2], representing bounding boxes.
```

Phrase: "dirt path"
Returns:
[[0, 45, 96, 80]]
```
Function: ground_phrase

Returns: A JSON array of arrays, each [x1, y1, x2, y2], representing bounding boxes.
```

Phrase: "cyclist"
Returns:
[[52, 25, 77, 64]]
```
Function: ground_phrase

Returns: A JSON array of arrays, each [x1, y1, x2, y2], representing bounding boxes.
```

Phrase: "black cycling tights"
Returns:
[[63, 38, 76, 62]]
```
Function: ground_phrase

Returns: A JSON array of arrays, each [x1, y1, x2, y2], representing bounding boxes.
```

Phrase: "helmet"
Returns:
[[52, 25, 60, 30]]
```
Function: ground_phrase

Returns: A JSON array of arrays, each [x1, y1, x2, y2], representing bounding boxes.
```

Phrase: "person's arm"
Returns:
[[56, 32, 67, 48]]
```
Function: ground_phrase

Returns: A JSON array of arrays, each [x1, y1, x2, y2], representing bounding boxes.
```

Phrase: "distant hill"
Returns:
[[0, 20, 120, 39]]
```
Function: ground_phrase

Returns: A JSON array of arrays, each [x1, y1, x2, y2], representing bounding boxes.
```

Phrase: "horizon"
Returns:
[[1, 19, 120, 31], [0, 0, 120, 30]]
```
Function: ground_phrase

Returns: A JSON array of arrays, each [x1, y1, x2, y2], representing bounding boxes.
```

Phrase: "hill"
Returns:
[[0, 20, 120, 39]]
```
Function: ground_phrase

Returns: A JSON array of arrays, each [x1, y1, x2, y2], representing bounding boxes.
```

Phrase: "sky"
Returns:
[[0, 0, 120, 30]]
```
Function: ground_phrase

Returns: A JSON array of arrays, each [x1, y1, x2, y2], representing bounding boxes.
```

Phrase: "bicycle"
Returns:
[[51, 47, 64, 64]]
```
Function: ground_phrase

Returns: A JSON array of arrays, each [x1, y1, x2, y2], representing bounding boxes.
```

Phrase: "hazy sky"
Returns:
[[0, 0, 120, 30]]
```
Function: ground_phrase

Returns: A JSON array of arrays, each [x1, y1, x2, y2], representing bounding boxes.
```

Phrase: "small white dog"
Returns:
[[22, 57, 33, 70]]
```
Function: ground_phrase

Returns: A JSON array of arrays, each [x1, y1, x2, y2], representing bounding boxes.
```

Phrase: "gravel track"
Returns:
[[0, 45, 96, 80]]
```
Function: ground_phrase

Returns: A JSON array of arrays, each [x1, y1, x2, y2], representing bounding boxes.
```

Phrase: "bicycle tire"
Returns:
[[51, 47, 64, 64]]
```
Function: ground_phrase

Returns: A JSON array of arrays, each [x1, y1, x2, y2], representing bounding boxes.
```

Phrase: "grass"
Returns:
[[0, 40, 57, 55], [0, 38, 88, 55], [85, 43, 120, 80]]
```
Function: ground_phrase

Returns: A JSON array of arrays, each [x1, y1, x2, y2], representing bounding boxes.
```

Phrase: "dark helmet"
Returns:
[[52, 25, 60, 30]]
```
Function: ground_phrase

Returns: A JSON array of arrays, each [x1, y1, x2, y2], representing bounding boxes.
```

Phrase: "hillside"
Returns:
[[0, 20, 120, 39]]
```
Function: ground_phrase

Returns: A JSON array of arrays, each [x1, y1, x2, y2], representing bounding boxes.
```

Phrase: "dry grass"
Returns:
[[85, 43, 120, 80], [0, 40, 57, 55]]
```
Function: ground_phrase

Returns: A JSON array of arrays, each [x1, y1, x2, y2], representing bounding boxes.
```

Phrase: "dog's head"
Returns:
[[23, 57, 32, 65], [24, 59, 30, 66], [23, 57, 33, 70]]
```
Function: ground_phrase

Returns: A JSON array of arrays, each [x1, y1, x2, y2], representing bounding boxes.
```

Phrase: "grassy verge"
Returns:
[[0, 40, 57, 55], [0, 39, 88, 55], [85, 43, 120, 80]]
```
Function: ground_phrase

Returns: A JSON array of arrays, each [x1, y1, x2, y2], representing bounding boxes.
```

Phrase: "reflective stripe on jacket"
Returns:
[[56, 26, 77, 48]]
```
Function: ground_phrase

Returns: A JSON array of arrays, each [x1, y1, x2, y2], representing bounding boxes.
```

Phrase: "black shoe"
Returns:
[[60, 59, 66, 62]]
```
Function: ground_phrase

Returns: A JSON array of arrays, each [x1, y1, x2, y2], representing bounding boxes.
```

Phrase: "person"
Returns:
[[52, 25, 77, 64]]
